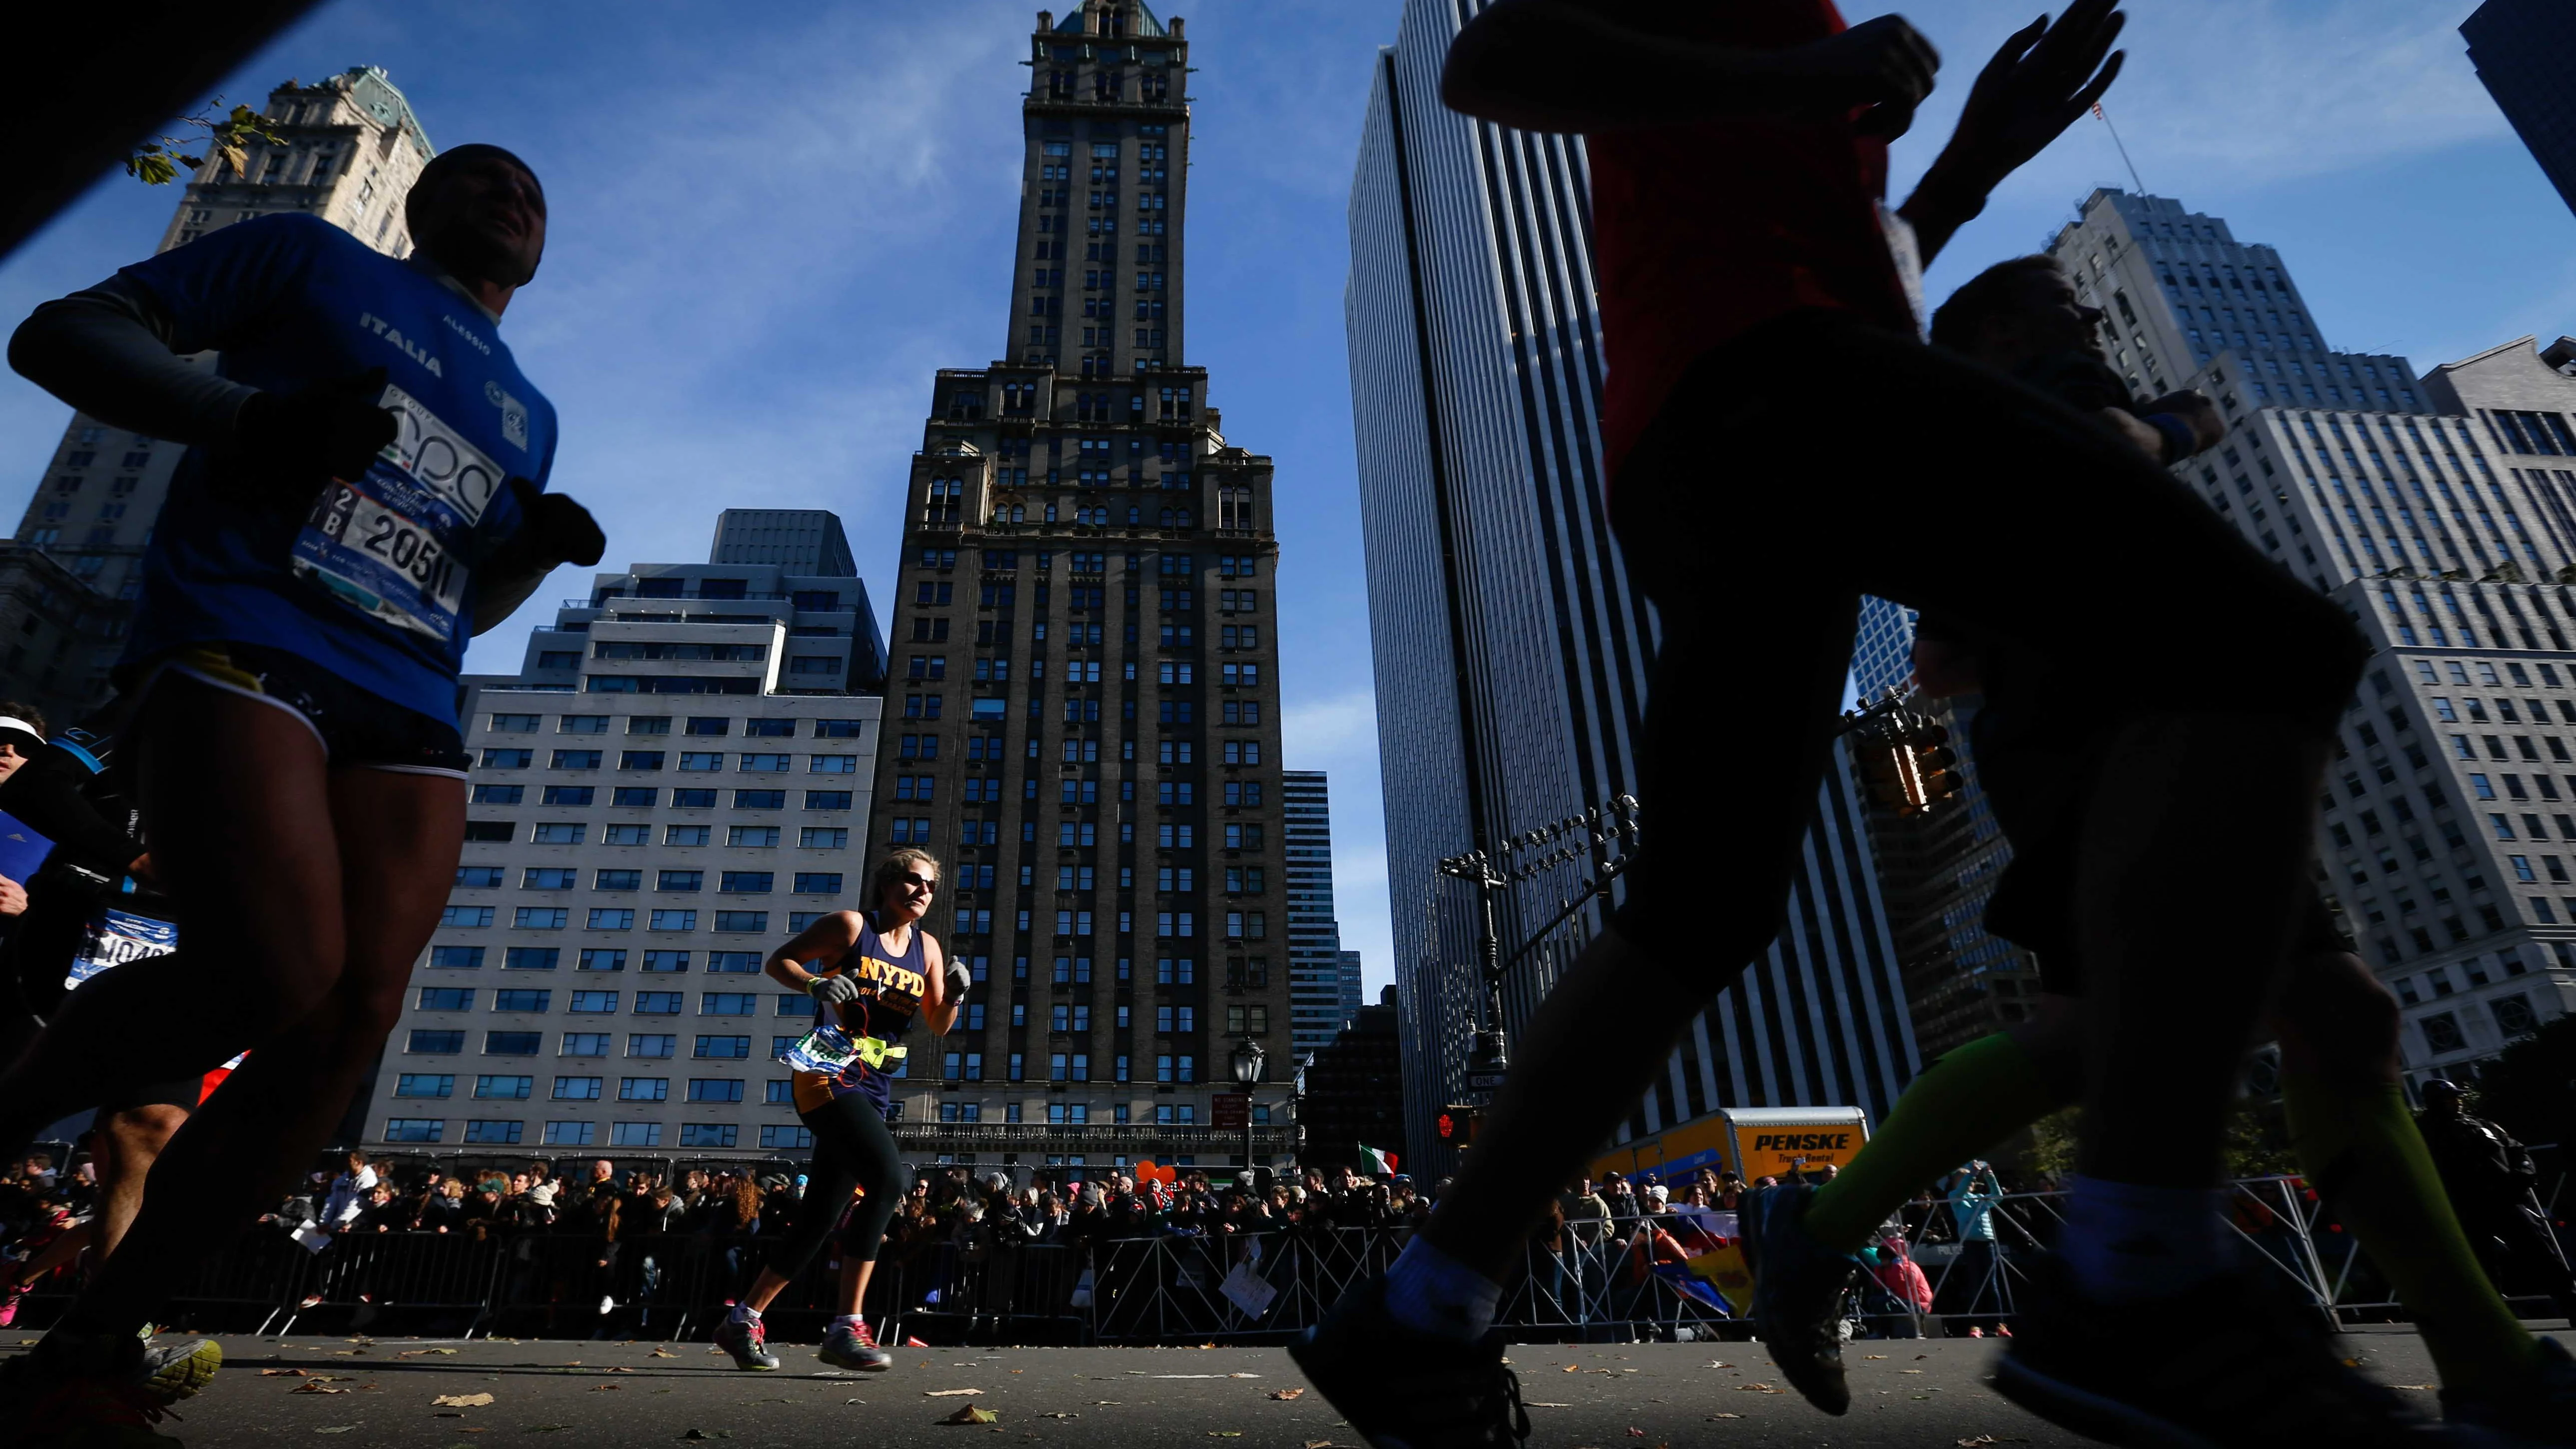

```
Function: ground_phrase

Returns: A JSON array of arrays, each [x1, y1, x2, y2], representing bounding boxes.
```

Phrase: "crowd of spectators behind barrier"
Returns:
[[0, 1136, 2560, 1340]]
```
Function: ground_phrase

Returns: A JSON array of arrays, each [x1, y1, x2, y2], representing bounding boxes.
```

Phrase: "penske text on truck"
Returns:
[[1590, 1105, 1871, 1183]]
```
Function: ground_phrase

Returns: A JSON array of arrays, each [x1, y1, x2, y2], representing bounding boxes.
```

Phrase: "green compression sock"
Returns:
[[1802, 1032, 2062, 1252], [2280, 1074, 2538, 1393]]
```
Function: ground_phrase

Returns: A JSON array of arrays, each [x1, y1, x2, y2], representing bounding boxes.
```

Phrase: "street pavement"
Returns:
[[1, 1324, 2515, 1448]]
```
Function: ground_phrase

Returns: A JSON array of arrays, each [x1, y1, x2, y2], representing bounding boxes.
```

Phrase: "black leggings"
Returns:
[[763, 1090, 908, 1276]]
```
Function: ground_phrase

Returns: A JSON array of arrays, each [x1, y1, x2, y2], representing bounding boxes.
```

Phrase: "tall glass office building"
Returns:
[[1345, 0, 1918, 1172]]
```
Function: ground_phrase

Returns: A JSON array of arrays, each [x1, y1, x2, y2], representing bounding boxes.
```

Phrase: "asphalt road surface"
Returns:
[[4, 1324, 2517, 1448]]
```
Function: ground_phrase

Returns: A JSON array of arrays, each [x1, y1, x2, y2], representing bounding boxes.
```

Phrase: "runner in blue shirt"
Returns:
[[0, 143, 602, 1442]]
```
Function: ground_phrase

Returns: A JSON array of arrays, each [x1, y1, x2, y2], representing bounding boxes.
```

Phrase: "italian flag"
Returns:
[[1359, 1145, 1400, 1175]]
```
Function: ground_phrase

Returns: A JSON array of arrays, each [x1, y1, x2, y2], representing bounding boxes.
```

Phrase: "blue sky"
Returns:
[[0, 0, 2569, 1001]]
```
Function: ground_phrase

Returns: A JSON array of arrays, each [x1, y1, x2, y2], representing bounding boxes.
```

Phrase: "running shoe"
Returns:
[[0, 1329, 178, 1447], [713, 1311, 780, 1371], [1286, 1275, 1528, 1449], [136, 1336, 222, 1406], [2442, 1334, 2576, 1445], [1994, 1253, 2460, 1448], [818, 1317, 891, 1372], [0, 1283, 22, 1328], [1742, 1184, 1860, 1416]]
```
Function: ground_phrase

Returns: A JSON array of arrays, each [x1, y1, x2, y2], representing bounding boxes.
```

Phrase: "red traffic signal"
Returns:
[[1435, 1106, 1480, 1144]]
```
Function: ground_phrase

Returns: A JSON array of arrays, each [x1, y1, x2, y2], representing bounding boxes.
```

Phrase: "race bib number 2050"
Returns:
[[291, 383, 501, 645]]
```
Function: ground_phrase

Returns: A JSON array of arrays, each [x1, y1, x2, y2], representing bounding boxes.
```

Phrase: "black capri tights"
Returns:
[[763, 1089, 909, 1277]]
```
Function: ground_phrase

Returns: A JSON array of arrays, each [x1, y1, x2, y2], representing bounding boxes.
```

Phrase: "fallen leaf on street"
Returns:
[[400, 1349, 462, 1358], [291, 1382, 349, 1394], [1564, 1364, 1582, 1373], [1268, 1388, 1305, 1401], [591, 1384, 621, 1392], [1735, 1383, 1781, 1393], [940, 1405, 1000, 1425], [1915, 1354, 1930, 1360], [650, 1349, 679, 1359], [1900, 1369, 1926, 1375], [1705, 1361, 1733, 1369], [1706, 1414, 1742, 1421], [262, 1368, 311, 1377], [432, 1394, 496, 1408], [1626, 1430, 1647, 1438], [1862, 1354, 1888, 1360], [926, 1388, 984, 1397], [313, 1428, 359, 1436], [1304, 1441, 1339, 1448]]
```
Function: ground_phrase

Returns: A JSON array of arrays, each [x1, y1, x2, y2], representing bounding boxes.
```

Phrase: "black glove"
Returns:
[[221, 367, 398, 510], [807, 974, 859, 1007], [505, 476, 605, 568]]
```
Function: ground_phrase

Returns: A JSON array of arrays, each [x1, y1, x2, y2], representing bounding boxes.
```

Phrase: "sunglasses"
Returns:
[[898, 870, 938, 893]]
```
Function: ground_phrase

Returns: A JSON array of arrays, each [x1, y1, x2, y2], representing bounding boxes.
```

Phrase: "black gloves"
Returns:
[[220, 367, 397, 511], [506, 476, 605, 568], [807, 973, 860, 1007]]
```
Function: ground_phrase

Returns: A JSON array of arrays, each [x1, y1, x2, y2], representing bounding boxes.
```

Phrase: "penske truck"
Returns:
[[1591, 1105, 1870, 1184]]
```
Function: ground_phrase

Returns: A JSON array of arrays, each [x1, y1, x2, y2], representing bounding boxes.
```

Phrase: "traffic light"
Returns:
[[1909, 723, 1964, 808], [1854, 708, 1965, 816], [1436, 1105, 1481, 1146]]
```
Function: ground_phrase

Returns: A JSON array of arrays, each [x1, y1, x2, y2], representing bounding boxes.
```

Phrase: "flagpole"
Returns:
[[2093, 100, 2146, 194]]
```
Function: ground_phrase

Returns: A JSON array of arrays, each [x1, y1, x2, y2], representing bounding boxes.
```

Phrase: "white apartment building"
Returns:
[[365, 518, 888, 1160], [2044, 191, 2576, 1085]]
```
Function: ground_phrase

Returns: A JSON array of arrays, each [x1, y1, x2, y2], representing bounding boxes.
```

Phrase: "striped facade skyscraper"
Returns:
[[1345, 0, 1919, 1172], [1281, 771, 1356, 1054]]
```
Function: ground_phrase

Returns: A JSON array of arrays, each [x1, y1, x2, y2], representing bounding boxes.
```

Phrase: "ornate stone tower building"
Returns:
[[870, 2, 1295, 1176]]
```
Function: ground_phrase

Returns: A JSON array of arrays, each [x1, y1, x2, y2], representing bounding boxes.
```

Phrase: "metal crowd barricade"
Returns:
[[26, 1174, 2551, 1345]]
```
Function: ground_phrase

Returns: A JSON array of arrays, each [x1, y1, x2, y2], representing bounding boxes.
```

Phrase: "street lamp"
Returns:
[[1230, 1039, 1266, 1185]]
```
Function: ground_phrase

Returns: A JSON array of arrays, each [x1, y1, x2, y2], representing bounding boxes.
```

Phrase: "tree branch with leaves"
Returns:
[[125, 100, 285, 186]]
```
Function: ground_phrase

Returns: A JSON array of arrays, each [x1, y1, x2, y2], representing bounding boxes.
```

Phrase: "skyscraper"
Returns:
[[2, 68, 434, 717], [1347, 0, 1918, 1172], [2463, 0, 2576, 221], [1337, 948, 1365, 1023], [1282, 771, 1353, 1054], [371, 516, 886, 1159], [2045, 190, 2576, 1086], [2049, 191, 2575, 593], [865, 0, 1293, 1176]]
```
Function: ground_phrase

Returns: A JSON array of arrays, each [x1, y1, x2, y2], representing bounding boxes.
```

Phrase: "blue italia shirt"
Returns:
[[114, 213, 558, 724]]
